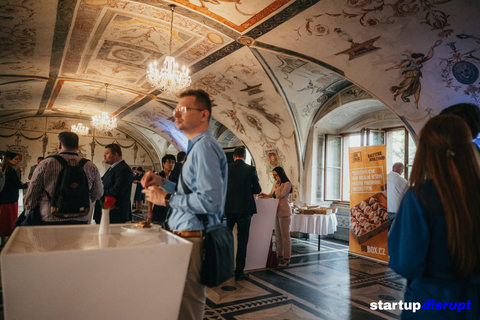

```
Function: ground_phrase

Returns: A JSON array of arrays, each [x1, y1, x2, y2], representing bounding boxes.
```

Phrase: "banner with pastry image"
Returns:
[[348, 145, 388, 262]]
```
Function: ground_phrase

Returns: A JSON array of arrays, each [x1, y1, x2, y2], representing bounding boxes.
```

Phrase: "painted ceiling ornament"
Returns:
[[91, 83, 118, 133], [440, 37, 480, 104], [334, 28, 381, 60], [452, 61, 479, 85], [236, 36, 255, 47], [146, 4, 191, 97], [385, 39, 442, 109]]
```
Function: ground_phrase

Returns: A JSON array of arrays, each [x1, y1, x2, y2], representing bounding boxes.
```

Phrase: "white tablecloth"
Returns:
[[290, 213, 337, 235]]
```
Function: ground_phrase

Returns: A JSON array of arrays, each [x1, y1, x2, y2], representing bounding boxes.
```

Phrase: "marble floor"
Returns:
[[204, 237, 406, 320]]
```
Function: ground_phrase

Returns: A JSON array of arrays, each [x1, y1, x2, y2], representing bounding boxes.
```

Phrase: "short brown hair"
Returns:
[[233, 147, 246, 158], [58, 132, 79, 150], [106, 143, 122, 157], [179, 89, 212, 120]]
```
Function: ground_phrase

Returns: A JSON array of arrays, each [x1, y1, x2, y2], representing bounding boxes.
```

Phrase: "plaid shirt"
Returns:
[[24, 152, 103, 222]]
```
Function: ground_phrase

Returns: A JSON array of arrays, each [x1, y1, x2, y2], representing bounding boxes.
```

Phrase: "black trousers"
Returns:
[[226, 212, 252, 276]]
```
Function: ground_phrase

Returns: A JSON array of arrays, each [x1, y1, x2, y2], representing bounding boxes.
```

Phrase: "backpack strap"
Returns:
[[79, 158, 90, 168], [50, 155, 68, 168]]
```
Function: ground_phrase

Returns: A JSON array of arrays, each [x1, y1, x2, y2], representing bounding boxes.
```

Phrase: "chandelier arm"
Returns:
[[169, 5, 175, 56]]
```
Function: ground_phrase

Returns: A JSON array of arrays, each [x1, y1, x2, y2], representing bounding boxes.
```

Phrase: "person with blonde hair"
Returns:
[[389, 115, 480, 319]]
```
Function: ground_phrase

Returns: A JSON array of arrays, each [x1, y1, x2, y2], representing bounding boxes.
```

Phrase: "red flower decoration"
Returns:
[[103, 196, 116, 209]]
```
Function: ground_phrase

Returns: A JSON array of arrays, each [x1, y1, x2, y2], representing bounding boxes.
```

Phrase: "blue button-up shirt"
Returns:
[[168, 130, 228, 231]]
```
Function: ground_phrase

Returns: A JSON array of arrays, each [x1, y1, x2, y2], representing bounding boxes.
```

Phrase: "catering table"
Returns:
[[1, 224, 192, 320], [233, 198, 278, 271], [290, 213, 338, 251]]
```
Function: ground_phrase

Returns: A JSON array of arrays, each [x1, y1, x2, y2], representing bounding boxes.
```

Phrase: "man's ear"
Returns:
[[58, 142, 63, 150]]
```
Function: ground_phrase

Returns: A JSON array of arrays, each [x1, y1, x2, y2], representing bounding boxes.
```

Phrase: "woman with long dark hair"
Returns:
[[259, 166, 292, 267], [389, 115, 480, 319], [0, 152, 28, 248]]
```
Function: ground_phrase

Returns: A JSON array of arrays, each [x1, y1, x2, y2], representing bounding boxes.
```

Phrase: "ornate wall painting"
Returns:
[[385, 39, 442, 109], [439, 35, 480, 105], [264, 149, 281, 170], [340, 86, 373, 104], [0, 0, 57, 76], [6, 133, 32, 174], [0, 81, 46, 111], [0, 118, 45, 131]]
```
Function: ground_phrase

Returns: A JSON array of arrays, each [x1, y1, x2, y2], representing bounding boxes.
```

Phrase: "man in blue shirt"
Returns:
[[142, 89, 227, 320]]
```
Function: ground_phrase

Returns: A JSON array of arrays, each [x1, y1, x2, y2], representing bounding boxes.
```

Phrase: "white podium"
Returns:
[[233, 199, 278, 271], [1, 224, 192, 320]]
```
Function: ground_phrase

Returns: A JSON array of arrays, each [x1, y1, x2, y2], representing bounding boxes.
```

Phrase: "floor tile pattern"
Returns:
[[205, 237, 406, 320]]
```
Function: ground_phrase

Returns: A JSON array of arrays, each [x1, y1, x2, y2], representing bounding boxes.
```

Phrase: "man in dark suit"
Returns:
[[94, 143, 133, 224], [225, 147, 262, 281], [168, 151, 186, 185]]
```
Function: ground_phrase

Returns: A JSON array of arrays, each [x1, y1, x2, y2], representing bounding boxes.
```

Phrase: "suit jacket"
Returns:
[[169, 162, 183, 185], [267, 181, 292, 217], [225, 159, 261, 215], [95, 160, 133, 223]]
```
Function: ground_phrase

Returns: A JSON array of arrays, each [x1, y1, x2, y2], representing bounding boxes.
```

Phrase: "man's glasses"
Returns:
[[173, 106, 204, 116]]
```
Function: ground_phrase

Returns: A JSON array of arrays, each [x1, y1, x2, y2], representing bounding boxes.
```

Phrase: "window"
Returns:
[[341, 133, 361, 202], [325, 135, 342, 200], [386, 128, 416, 180], [322, 128, 416, 202]]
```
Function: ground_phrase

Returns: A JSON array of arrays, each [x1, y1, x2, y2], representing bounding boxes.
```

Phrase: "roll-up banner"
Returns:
[[348, 145, 388, 262]]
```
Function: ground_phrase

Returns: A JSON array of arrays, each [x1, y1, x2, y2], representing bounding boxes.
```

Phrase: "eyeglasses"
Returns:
[[173, 106, 204, 116]]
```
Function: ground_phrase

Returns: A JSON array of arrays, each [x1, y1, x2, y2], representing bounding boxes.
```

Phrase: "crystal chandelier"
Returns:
[[91, 84, 117, 132], [71, 110, 89, 136], [147, 4, 191, 97]]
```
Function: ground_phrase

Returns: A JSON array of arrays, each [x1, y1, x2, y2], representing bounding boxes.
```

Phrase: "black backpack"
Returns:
[[46, 155, 91, 218]]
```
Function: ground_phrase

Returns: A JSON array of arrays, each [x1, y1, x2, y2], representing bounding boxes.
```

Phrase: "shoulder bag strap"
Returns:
[[179, 164, 209, 231]]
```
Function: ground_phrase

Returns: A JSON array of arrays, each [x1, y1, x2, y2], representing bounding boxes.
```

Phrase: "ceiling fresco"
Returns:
[[1, 0, 479, 196], [256, 49, 352, 158], [48, 81, 142, 115], [0, 0, 56, 77], [0, 81, 46, 112]]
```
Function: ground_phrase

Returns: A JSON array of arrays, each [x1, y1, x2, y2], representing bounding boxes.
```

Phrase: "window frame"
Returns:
[[323, 126, 416, 204]]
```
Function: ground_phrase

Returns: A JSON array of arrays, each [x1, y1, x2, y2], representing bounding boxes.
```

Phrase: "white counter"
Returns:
[[233, 199, 278, 271], [1, 224, 192, 320]]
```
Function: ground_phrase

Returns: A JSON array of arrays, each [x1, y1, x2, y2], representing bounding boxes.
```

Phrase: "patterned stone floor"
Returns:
[[204, 237, 406, 320]]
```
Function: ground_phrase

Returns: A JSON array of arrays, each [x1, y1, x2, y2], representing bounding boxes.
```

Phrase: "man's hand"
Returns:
[[141, 171, 163, 188], [142, 186, 168, 206]]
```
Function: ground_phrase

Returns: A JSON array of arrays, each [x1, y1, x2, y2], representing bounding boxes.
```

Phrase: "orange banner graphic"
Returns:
[[348, 146, 388, 262]]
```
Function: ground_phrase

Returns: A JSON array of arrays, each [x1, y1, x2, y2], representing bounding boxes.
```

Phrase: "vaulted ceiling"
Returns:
[[1, 0, 479, 196]]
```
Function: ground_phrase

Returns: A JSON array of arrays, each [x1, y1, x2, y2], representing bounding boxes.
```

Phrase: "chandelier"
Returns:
[[71, 110, 89, 136], [146, 4, 191, 97], [91, 83, 117, 132]]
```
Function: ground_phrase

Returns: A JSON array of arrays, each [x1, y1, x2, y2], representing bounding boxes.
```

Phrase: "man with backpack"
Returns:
[[24, 132, 103, 224]]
